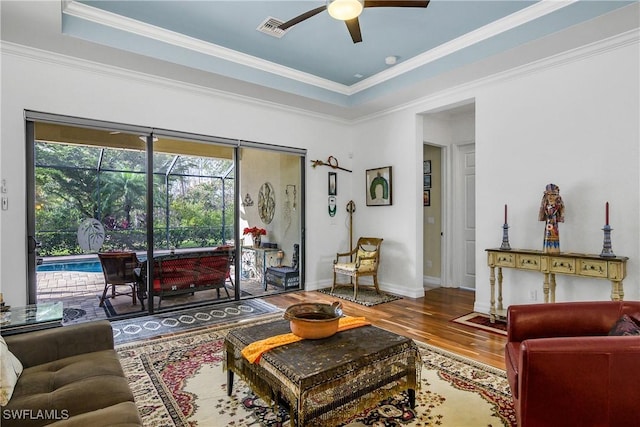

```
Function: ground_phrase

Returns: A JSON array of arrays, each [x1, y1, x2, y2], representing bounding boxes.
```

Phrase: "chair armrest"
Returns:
[[506, 301, 627, 342], [334, 249, 357, 263], [4, 320, 115, 368]]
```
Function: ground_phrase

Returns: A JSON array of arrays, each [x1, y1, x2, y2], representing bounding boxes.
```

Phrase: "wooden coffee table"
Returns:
[[224, 319, 420, 426]]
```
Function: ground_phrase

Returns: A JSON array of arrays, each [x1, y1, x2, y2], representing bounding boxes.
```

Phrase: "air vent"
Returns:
[[257, 17, 287, 38]]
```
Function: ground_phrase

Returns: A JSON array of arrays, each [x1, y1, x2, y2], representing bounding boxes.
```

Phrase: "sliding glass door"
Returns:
[[26, 112, 305, 320]]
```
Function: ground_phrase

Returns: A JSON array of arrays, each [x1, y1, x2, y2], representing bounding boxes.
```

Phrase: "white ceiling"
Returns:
[[1, 1, 636, 119]]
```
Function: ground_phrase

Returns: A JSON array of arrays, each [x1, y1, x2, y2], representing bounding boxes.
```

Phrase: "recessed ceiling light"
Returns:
[[354, 73, 364, 79], [385, 56, 398, 66]]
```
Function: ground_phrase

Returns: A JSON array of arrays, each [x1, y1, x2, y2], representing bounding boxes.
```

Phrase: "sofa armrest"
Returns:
[[517, 335, 640, 426], [506, 301, 634, 342], [4, 320, 114, 368]]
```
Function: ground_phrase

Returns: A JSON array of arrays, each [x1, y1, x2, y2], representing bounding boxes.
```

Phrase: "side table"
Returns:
[[0, 301, 64, 336]]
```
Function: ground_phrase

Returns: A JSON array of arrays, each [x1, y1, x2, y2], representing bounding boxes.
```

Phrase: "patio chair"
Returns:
[[98, 251, 141, 307]]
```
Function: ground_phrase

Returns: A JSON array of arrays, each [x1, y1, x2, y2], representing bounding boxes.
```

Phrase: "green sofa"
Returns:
[[1, 321, 141, 427]]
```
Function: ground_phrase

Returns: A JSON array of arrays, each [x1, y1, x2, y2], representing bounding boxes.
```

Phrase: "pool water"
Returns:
[[37, 261, 103, 273]]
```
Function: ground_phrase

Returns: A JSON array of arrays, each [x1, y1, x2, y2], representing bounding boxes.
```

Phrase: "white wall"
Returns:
[[0, 46, 353, 304], [473, 41, 640, 311], [351, 32, 639, 312], [1, 26, 638, 313]]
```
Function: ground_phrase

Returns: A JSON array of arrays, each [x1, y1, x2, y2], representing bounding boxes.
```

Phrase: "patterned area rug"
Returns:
[[111, 299, 281, 344], [452, 312, 508, 336], [117, 317, 516, 426], [317, 286, 401, 306]]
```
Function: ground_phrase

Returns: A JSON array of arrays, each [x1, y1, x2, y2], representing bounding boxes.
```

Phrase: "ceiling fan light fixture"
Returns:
[[327, 0, 364, 21]]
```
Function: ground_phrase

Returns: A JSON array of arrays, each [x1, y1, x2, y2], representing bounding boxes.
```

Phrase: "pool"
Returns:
[[37, 260, 103, 273]]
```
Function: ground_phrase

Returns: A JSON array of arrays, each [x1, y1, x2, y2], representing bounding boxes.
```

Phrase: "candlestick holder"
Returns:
[[600, 224, 615, 258], [500, 223, 511, 250]]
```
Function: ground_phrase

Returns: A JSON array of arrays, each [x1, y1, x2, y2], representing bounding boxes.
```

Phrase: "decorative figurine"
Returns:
[[538, 183, 565, 253]]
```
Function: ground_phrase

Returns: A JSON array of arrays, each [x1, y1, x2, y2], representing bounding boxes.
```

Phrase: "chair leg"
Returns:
[[131, 284, 137, 305], [99, 284, 110, 307], [353, 276, 358, 300], [373, 275, 381, 294], [331, 271, 337, 292]]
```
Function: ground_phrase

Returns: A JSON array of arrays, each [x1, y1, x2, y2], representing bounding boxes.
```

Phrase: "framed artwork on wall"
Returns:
[[366, 166, 392, 206], [328, 172, 337, 196], [423, 190, 431, 206], [423, 160, 431, 174], [423, 174, 431, 189]]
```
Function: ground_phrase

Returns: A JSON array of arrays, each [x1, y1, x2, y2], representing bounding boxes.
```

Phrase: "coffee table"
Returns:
[[224, 319, 420, 426]]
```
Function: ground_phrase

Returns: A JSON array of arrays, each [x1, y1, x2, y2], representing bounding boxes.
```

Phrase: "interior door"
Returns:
[[459, 143, 476, 290]]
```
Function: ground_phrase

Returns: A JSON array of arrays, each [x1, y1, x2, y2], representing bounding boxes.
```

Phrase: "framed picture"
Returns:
[[328, 172, 337, 196], [423, 190, 431, 206], [366, 166, 392, 206], [423, 174, 431, 189], [423, 160, 431, 174]]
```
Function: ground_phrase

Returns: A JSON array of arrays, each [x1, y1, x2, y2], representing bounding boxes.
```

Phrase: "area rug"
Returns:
[[452, 312, 508, 336], [318, 286, 401, 306], [111, 299, 282, 344], [102, 280, 278, 318], [117, 317, 516, 426]]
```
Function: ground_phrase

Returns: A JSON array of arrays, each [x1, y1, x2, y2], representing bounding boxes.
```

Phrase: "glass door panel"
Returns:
[[31, 122, 148, 319], [239, 147, 303, 297]]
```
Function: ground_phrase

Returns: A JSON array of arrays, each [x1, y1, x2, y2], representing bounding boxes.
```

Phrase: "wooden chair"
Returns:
[[98, 251, 141, 307], [332, 237, 383, 299]]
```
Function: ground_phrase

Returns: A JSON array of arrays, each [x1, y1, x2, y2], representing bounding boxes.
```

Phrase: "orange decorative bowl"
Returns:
[[283, 301, 343, 339]]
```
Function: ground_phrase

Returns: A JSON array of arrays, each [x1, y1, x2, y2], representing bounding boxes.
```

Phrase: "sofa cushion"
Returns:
[[2, 349, 135, 427], [0, 336, 24, 406], [609, 314, 640, 336]]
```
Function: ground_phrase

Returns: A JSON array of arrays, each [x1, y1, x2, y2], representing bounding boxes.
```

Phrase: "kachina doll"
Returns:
[[538, 183, 565, 253]]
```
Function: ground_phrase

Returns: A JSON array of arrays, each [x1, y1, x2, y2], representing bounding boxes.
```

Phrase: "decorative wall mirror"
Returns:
[[258, 182, 275, 224]]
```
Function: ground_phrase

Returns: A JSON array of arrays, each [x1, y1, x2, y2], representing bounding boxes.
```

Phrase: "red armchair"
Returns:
[[505, 301, 640, 427]]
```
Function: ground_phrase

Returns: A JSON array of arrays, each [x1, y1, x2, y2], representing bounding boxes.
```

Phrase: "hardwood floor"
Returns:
[[264, 287, 507, 370]]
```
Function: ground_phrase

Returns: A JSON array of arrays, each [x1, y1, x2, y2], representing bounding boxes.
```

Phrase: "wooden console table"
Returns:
[[486, 249, 628, 322]]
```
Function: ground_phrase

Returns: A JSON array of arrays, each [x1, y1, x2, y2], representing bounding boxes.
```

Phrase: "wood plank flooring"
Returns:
[[264, 287, 507, 370]]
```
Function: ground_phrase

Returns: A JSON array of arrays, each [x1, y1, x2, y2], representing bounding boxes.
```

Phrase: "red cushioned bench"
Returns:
[[138, 249, 232, 308]]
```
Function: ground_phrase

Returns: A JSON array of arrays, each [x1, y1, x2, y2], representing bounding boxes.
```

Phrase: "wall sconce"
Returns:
[[242, 193, 254, 207], [286, 185, 297, 211]]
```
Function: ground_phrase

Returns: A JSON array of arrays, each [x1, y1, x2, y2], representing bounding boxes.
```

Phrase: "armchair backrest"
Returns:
[[98, 252, 139, 284], [355, 237, 383, 266]]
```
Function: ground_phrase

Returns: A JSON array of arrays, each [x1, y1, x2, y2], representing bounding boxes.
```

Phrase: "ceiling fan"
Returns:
[[278, 0, 430, 44]]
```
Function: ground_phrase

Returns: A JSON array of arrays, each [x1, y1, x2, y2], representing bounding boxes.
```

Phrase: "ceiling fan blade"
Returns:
[[278, 5, 327, 30], [364, 1, 429, 8], [345, 18, 363, 44]]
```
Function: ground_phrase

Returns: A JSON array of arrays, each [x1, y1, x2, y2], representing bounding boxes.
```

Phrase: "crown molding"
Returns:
[[352, 0, 577, 93], [62, 0, 350, 95], [354, 28, 639, 124], [63, 0, 576, 97], [0, 41, 351, 125]]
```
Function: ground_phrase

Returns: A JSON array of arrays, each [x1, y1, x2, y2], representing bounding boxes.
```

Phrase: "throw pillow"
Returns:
[[0, 335, 24, 405], [608, 314, 640, 336]]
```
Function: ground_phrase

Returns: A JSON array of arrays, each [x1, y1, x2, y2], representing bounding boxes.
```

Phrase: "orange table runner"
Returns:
[[241, 316, 371, 363]]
